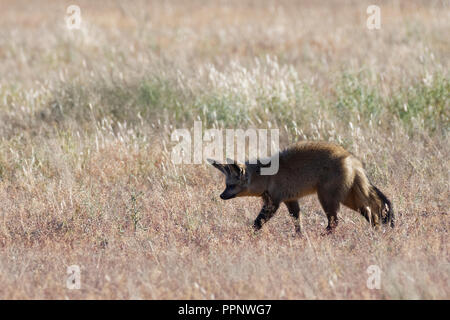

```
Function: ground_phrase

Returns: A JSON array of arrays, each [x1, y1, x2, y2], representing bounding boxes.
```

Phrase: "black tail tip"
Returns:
[[373, 185, 394, 228], [385, 211, 395, 228]]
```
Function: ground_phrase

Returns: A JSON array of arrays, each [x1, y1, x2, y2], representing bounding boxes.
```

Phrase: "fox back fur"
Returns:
[[208, 141, 394, 235]]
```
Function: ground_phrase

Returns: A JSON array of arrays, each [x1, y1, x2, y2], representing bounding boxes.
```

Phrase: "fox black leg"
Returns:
[[285, 200, 302, 235], [253, 192, 279, 231]]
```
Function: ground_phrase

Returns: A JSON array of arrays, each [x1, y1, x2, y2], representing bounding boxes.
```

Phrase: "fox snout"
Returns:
[[220, 189, 236, 200]]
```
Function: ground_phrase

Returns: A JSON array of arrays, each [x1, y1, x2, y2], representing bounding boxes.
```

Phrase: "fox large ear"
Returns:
[[257, 159, 271, 167], [226, 158, 244, 177], [256, 159, 271, 174], [207, 158, 228, 175]]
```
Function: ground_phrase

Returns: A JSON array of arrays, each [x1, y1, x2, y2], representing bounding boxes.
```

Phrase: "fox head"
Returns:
[[207, 158, 249, 200]]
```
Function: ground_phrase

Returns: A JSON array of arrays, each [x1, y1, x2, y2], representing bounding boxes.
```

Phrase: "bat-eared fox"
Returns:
[[208, 141, 394, 235]]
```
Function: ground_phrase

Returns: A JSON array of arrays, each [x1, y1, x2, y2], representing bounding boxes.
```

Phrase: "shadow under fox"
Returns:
[[208, 141, 394, 234]]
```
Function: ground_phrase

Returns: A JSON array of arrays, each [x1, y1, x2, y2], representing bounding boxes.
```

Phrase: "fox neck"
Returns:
[[243, 164, 270, 197]]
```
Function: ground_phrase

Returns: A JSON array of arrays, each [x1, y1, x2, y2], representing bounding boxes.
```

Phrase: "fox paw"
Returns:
[[321, 226, 336, 236], [292, 231, 303, 239]]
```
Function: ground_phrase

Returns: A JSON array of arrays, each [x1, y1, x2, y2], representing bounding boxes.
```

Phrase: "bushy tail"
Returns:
[[351, 163, 394, 228], [371, 184, 394, 228]]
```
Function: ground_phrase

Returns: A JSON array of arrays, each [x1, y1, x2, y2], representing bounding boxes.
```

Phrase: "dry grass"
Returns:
[[0, 0, 448, 299]]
